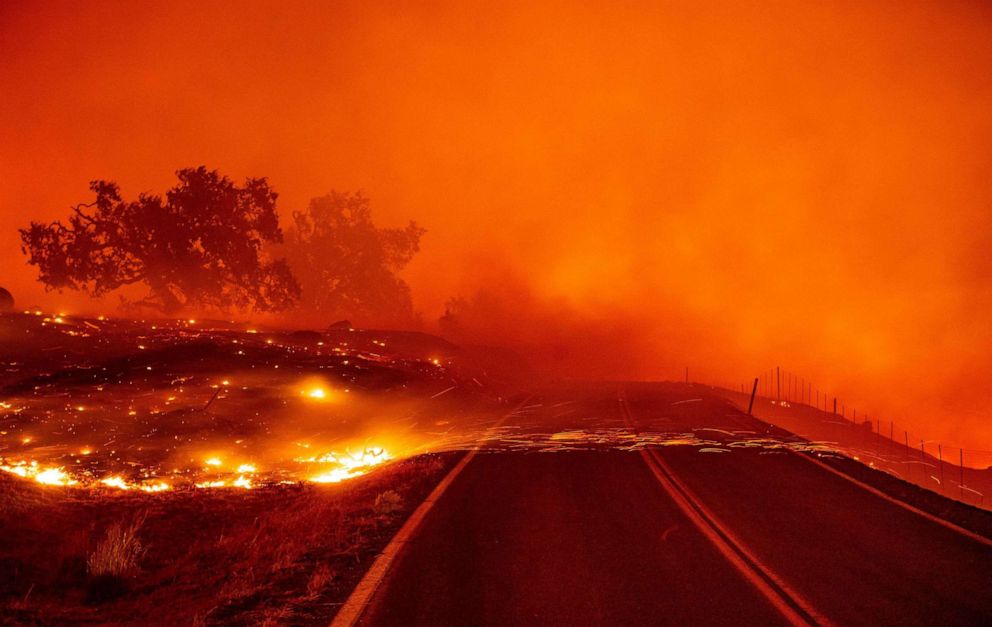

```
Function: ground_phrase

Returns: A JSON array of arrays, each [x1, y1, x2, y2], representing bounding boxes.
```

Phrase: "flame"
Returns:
[[308, 447, 391, 484], [100, 476, 131, 490], [1, 461, 78, 486], [310, 467, 366, 483]]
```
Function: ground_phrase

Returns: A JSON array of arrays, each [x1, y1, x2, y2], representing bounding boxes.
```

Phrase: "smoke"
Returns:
[[2, 1, 992, 448]]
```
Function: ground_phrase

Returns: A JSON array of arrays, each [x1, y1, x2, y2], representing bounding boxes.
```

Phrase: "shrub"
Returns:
[[373, 490, 403, 516], [87, 512, 147, 578]]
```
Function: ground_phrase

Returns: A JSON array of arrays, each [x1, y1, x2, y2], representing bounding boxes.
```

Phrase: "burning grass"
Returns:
[[0, 311, 505, 495], [0, 452, 454, 625], [0, 312, 510, 622]]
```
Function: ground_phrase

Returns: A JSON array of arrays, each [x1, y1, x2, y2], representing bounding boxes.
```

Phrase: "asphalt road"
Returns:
[[352, 383, 992, 626]]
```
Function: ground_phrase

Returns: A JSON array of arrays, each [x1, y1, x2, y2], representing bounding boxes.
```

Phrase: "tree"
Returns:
[[284, 191, 425, 324], [20, 167, 300, 314]]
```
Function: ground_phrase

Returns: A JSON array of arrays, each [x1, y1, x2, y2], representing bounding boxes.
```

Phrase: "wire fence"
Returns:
[[717, 367, 992, 511]]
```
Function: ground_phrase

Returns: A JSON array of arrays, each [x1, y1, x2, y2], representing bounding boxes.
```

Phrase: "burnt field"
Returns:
[[0, 311, 516, 624], [0, 311, 514, 490]]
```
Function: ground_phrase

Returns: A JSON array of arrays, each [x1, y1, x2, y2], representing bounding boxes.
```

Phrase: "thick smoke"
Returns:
[[2, 1, 992, 448]]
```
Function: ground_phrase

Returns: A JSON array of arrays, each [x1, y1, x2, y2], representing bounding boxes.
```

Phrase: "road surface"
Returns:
[[347, 382, 992, 626]]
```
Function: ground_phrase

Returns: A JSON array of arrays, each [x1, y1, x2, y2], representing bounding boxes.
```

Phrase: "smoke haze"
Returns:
[[2, 1, 992, 449]]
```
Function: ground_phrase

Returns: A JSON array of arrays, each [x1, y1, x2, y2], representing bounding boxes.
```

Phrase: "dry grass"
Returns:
[[87, 511, 147, 577], [306, 563, 335, 597], [0, 453, 455, 625], [374, 489, 404, 515]]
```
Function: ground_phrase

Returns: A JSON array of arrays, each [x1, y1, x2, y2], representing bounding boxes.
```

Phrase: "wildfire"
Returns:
[[307, 447, 392, 484], [306, 387, 327, 399], [310, 467, 366, 483], [100, 476, 131, 490], [1, 461, 77, 486]]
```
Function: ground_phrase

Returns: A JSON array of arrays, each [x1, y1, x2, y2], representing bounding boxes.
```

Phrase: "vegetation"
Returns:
[[0, 454, 451, 625], [284, 191, 425, 325], [373, 489, 404, 515], [19, 167, 300, 314], [87, 512, 147, 578], [19, 171, 427, 325]]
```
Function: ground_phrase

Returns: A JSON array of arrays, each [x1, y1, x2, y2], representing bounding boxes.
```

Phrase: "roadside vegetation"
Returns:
[[0, 454, 451, 626]]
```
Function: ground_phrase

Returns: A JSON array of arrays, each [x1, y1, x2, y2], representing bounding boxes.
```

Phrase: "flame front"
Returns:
[[307, 448, 392, 484], [1, 461, 77, 486]]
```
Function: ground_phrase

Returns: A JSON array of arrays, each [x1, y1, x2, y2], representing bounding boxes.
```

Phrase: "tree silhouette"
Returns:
[[284, 191, 425, 324], [19, 167, 300, 314]]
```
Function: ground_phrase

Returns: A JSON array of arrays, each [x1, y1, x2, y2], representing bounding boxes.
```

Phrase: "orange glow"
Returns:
[[1, 461, 77, 486], [307, 447, 392, 484], [2, 2, 992, 450]]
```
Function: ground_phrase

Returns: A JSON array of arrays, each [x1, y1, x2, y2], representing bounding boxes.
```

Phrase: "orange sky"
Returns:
[[2, 1, 992, 451]]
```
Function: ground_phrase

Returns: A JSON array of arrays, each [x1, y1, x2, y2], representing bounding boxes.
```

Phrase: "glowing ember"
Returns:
[[0, 317, 412, 495], [100, 476, 131, 490]]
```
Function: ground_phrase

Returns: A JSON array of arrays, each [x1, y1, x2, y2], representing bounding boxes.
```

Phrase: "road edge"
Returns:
[[329, 395, 534, 627], [792, 450, 992, 549]]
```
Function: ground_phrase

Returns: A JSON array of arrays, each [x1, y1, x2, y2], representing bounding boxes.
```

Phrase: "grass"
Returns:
[[0, 453, 453, 626], [87, 511, 147, 578]]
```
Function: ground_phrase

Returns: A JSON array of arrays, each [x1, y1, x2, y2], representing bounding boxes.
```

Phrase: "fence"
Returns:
[[716, 366, 992, 511]]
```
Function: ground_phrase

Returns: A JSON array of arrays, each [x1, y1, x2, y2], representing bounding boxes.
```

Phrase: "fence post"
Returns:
[[938, 444, 945, 493], [904, 430, 911, 479], [960, 448, 964, 501], [747, 378, 758, 416]]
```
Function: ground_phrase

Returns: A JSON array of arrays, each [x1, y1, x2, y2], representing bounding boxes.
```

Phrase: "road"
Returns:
[[347, 382, 992, 626]]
